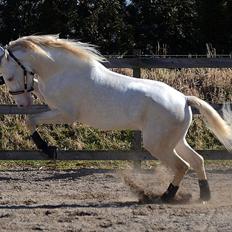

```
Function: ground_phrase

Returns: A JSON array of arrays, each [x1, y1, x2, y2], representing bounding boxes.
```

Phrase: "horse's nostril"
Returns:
[[19, 104, 24, 107]]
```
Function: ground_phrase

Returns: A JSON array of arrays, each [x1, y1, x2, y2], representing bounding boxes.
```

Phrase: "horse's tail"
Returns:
[[187, 96, 232, 151]]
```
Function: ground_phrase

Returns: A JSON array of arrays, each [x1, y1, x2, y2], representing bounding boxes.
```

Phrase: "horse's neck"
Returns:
[[30, 48, 90, 81], [29, 48, 131, 89]]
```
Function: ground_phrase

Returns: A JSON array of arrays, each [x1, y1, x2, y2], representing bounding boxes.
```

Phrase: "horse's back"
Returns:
[[90, 66, 191, 131], [128, 79, 189, 121]]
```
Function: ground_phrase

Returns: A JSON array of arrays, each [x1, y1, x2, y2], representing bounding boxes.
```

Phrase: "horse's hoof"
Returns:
[[161, 183, 179, 203], [43, 146, 58, 159], [199, 179, 211, 201]]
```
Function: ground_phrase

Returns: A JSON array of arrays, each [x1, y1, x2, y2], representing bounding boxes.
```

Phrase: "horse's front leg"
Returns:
[[26, 110, 74, 159]]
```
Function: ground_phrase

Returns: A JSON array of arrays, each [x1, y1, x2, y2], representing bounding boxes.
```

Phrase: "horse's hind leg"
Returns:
[[143, 133, 190, 202], [159, 150, 190, 202], [175, 139, 210, 201]]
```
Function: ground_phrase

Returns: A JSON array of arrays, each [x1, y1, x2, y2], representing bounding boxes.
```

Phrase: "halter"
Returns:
[[2, 49, 35, 95]]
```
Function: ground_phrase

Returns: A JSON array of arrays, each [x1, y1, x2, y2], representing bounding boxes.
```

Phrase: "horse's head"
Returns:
[[0, 46, 34, 107]]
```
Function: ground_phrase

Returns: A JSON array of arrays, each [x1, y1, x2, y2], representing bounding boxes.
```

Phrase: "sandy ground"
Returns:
[[0, 165, 232, 232]]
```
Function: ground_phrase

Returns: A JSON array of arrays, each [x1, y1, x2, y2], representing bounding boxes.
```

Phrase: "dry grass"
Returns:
[[1, 68, 232, 152], [144, 68, 232, 150]]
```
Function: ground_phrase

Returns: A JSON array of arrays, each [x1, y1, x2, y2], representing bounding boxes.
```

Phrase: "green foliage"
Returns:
[[196, 0, 231, 53], [126, 0, 198, 54], [0, 0, 131, 54], [0, 0, 232, 54], [72, 0, 133, 54]]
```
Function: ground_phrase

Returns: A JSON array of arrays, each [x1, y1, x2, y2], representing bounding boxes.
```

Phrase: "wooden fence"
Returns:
[[1, 56, 232, 161]]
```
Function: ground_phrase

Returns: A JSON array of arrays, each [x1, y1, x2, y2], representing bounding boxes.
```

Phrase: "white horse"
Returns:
[[0, 35, 232, 202]]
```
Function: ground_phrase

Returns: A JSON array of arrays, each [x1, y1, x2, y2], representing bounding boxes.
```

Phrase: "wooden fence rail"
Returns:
[[0, 150, 230, 160], [0, 103, 225, 115], [0, 57, 232, 161], [105, 57, 232, 69]]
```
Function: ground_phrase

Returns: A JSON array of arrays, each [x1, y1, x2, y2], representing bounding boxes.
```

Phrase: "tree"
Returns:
[[0, 0, 130, 55], [196, 0, 230, 54], [0, 0, 231, 54], [127, 0, 198, 54], [66, 0, 131, 55], [0, 0, 42, 44]]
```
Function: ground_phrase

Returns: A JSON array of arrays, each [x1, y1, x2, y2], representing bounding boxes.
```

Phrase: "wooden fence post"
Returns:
[[132, 50, 142, 169]]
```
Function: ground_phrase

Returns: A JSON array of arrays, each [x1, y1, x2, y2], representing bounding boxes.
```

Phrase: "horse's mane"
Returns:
[[8, 35, 106, 62]]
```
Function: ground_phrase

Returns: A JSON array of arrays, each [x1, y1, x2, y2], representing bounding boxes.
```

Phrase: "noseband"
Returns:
[[0, 49, 35, 96]]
